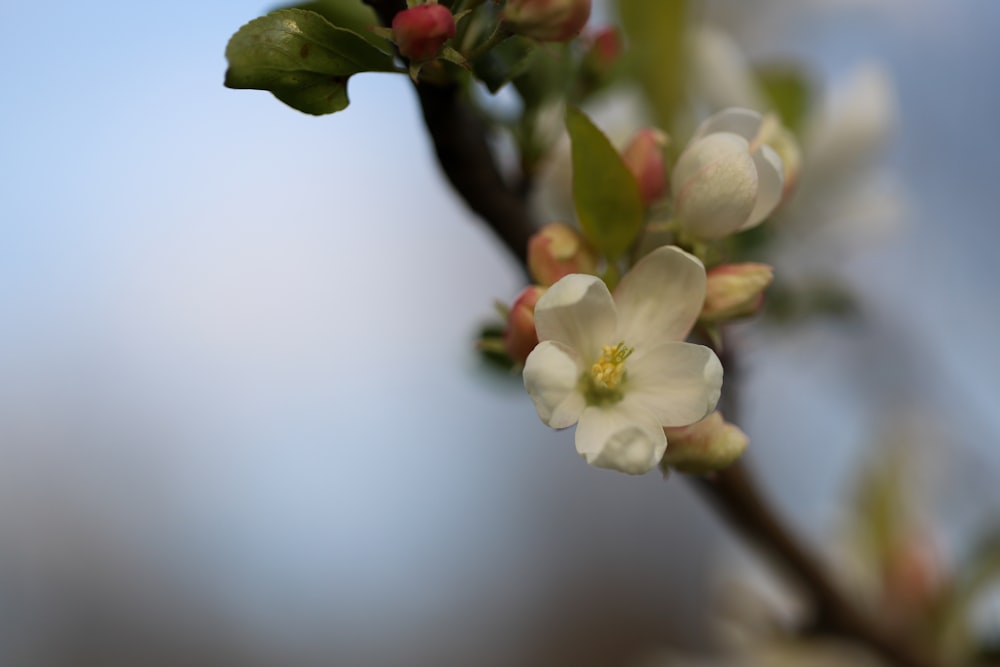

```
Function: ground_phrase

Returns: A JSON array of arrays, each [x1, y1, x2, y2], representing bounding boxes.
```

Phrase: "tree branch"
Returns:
[[365, 0, 537, 269], [414, 82, 537, 267], [692, 463, 940, 667]]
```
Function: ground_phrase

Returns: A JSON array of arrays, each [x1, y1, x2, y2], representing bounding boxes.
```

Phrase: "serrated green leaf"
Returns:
[[225, 9, 396, 115], [617, 0, 686, 132], [274, 0, 392, 52], [566, 107, 645, 259], [756, 65, 812, 135]]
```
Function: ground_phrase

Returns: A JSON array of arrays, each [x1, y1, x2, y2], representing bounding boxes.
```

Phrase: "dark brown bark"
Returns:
[[366, 0, 536, 268]]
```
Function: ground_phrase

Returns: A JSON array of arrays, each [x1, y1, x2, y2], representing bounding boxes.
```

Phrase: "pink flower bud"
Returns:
[[661, 412, 748, 474], [527, 222, 598, 286], [883, 534, 942, 618], [587, 26, 621, 65], [621, 128, 669, 206], [502, 0, 591, 43], [504, 285, 547, 365], [701, 263, 774, 322], [392, 4, 456, 62]]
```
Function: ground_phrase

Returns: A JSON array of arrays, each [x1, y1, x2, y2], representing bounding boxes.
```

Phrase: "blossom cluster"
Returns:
[[490, 107, 795, 475]]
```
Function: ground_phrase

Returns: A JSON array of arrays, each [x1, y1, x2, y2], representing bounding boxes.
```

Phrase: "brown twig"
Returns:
[[414, 82, 537, 268], [693, 463, 940, 667], [365, 0, 537, 269]]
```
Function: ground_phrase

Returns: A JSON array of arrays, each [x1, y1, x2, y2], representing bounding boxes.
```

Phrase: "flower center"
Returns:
[[589, 342, 633, 392]]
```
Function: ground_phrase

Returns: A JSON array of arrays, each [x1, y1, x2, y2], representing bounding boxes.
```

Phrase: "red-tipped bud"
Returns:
[[582, 26, 621, 74], [503, 285, 547, 365], [622, 128, 669, 206], [661, 412, 748, 474], [588, 26, 621, 65], [392, 4, 456, 62], [701, 263, 774, 322], [502, 0, 591, 42], [527, 222, 598, 286], [883, 534, 942, 618]]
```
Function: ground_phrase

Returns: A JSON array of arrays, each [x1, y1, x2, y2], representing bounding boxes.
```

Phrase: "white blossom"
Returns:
[[672, 108, 786, 240], [523, 246, 723, 474]]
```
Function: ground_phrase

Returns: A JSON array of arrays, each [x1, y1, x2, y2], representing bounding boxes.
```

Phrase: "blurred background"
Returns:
[[1, 0, 998, 665]]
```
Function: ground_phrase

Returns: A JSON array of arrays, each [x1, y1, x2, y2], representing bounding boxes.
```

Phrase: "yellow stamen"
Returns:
[[590, 342, 633, 391]]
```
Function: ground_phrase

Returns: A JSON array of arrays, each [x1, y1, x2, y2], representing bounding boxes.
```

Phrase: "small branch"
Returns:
[[365, 0, 537, 269], [413, 82, 536, 267], [692, 462, 941, 667]]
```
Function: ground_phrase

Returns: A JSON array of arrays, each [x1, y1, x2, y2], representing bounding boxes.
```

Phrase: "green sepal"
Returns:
[[763, 279, 858, 325], [225, 9, 396, 116], [475, 322, 516, 372], [933, 526, 1000, 661], [565, 107, 645, 260], [439, 45, 471, 71], [701, 322, 723, 351]]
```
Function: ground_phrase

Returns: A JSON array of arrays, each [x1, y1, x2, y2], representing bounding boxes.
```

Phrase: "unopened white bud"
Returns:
[[661, 412, 748, 474]]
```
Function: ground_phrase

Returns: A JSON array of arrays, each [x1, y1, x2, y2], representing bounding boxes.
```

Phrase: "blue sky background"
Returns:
[[1, 1, 998, 664]]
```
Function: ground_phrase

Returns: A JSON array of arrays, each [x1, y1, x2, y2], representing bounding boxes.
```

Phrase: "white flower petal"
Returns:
[[626, 342, 723, 427], [523, 341, 586, 429], [575, 403, 667, 475], [743, 143, 785, 229], [672, 133, 758, 240], [614, 246, 706, 349], [692, 107, 764, 143], [534, 273, 617, 363]]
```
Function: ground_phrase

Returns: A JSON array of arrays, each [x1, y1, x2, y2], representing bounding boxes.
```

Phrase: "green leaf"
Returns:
[[617, 0, 686, 132], [566, 107, 645, 259], [273, 0, 392, 52], [472, 36, 537, 93], [225, 9, 396, 116], [756, 64, 812, 135]]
